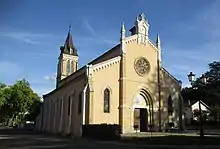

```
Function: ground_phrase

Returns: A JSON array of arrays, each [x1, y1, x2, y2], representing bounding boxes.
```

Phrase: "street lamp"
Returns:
[[201, 74, 207, 84], [187, 72, 196, 83], [187, 72, 207, 138]]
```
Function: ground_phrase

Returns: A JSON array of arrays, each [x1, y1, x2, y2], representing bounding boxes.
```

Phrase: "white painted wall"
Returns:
[[191, 101, 209, 112]]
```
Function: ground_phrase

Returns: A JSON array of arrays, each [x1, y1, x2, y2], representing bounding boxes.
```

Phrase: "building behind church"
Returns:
[[35, 13, 184, 137]]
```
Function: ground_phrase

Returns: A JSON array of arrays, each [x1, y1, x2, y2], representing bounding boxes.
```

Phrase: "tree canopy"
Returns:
[[182, 61, 220, 121], [182, 61, 220, 106], [0, 82, 7, 107], [0, 79, 42, 126]]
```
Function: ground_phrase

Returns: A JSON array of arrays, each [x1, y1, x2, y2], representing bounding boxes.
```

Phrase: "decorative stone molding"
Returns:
[[93, 56, 121, 72], [125, 35, 138, 44], [124, 34, 159, 52]]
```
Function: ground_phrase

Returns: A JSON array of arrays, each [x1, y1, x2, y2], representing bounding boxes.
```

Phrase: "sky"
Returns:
[[0, 0, 220, 97]]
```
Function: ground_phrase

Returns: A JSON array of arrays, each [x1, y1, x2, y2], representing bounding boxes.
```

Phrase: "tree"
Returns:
[[0, 79, 41, 125], [182, 61, 220, 122], [182, 61, 220, 105], [209, 105, 220, 122], [25, 99, 42, 122], [0, 82, 7, 106]]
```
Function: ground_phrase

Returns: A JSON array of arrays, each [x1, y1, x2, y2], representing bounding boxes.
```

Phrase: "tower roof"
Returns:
[[61, 26, 78, 56]]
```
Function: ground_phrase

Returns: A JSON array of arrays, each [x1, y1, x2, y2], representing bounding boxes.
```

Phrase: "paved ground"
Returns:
[[1, 127, 220, 149]]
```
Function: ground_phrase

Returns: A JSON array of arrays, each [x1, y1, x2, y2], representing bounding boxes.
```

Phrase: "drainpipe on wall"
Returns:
[[82, 65, 90, 125], [82, 83, 88, 125]]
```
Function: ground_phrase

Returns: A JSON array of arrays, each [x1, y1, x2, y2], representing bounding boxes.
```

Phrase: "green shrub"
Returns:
[[82, 124, 121, 140]]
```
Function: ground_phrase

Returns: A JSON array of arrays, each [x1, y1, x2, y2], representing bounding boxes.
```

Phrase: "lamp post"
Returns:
[[187, 72, 207, 138]]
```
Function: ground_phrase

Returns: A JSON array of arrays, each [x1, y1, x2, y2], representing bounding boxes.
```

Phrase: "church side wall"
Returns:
[[91, 60, 120, 124], [42, 72, 86, 138], [161, 70, 182, 130]]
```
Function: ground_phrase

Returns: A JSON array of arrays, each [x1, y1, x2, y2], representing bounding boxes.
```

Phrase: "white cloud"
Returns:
[[82, 19, 97, 37], [82, 19, 117, 45], [0, 31, 56, 45], [182, 82, 191, 88], [44, 73, 56, 81]]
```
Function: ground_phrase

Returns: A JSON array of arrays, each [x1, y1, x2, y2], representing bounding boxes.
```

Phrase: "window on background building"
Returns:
[[78, 92, 82, 114], [68, 96, 71, 116], [167, 94, 173, 115], [66, 60, 71, 75], [104, 88, 110, 113]]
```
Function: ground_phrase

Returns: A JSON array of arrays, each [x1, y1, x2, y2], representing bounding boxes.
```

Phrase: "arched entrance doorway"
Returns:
[[132, 89, 153, 132]]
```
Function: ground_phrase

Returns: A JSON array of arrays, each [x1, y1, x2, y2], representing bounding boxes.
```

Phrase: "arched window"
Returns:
[[104, 88, 110, 113], [71, 61, 74, 73], [66, 60, 71, 75], [167, 94, 173, 115]]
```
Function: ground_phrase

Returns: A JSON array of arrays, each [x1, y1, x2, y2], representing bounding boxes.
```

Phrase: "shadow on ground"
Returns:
[[1, 128, 220, 149], [120, 135, 220, 146], [0, 128, 71, 149]]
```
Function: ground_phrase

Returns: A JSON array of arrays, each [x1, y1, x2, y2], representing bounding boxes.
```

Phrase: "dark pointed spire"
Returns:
[[65, 25, 74, 49], [69, 25, 71, 32], [156, 34, 161, 50], [62, 25, 78, 56]]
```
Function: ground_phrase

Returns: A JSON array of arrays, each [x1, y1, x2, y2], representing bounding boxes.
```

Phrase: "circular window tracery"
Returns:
[[134, 57, 150, 76]]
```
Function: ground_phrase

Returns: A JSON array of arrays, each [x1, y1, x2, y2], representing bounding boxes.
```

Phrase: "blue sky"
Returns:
[[0, 0, 220, 97]]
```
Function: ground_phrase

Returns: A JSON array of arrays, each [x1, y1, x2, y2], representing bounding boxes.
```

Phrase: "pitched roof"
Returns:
[[191, 100, 211, 111]]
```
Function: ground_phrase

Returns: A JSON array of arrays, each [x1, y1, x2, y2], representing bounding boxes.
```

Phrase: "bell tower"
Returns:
[[129, 13, 149, 44], [56, 26, 78, 88]]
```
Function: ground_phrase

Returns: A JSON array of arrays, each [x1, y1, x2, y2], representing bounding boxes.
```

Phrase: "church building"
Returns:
[[35, 13, 184, 137]]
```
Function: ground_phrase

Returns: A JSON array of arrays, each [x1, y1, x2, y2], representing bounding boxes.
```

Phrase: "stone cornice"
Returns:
[[93, 56, 121, 72], [125, 35, 138, 44], [124, 35, 159, 52]]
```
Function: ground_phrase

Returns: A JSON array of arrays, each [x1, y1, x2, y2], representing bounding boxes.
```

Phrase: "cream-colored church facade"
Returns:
[[35, 13, 184, 137]]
